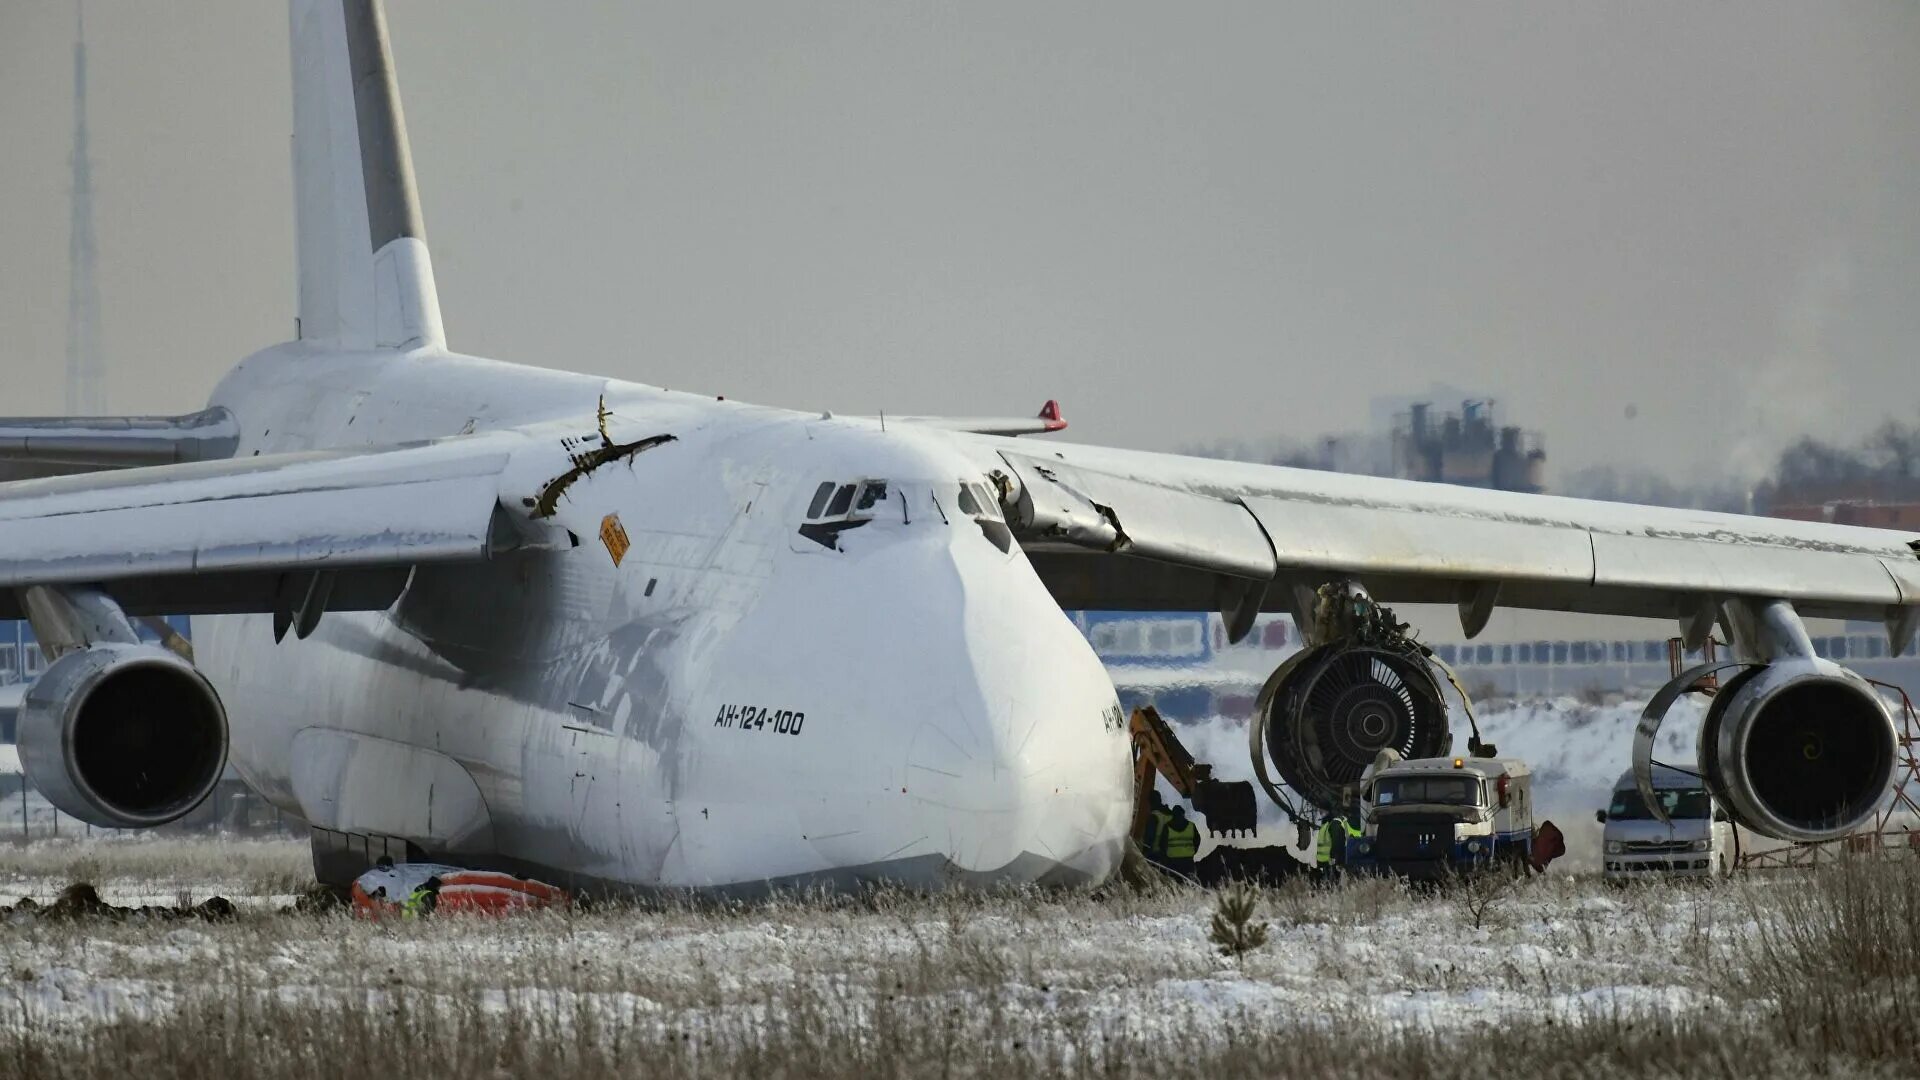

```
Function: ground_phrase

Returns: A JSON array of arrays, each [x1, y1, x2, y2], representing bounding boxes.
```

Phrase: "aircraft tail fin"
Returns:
[[289, 0, 444, 351]]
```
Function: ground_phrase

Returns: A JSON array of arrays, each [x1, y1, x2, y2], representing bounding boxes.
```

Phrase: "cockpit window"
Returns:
[[806, 482, 836, 519], [800, 478, 890, 551], [797, 477, 1009, 553], [959, 480, 1012, 552], [825, 484, 856, 518]]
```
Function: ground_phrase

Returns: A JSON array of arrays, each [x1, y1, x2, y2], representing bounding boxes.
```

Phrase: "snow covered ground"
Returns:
[[4, 836, 1915, 1076], [0, 837, 1801, 1039]]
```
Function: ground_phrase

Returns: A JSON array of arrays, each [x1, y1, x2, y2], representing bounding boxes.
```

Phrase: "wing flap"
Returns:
[[1589, 532, 1904, 608], [1241, 495, 1593, 583]]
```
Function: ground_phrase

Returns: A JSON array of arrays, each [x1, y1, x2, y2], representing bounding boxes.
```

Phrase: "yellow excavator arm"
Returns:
[[1129, 705, 1258, 840]]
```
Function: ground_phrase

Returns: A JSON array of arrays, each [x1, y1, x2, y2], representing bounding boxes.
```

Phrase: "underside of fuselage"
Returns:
[[201, 348, 1133, 892]]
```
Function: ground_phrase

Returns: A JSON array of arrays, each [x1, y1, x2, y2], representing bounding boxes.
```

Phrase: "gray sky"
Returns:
[[3, 2, 1917, 480]]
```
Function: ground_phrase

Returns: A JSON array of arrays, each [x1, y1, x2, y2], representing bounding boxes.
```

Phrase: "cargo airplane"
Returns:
[[4, 0, 1911, 893]]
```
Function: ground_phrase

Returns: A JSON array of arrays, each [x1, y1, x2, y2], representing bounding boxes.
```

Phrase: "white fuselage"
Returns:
[[194, 344, 1132, 892]]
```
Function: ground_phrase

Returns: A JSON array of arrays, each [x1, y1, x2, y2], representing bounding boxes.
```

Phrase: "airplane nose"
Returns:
[[702, 508, 1134, 890], [896, 568, 1132, 883]]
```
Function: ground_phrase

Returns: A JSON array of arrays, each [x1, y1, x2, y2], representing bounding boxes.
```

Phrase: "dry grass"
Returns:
[[1, 841, 1917, 1077], [1728, 856, 1920, 1065], [0, 836, 311, 900]]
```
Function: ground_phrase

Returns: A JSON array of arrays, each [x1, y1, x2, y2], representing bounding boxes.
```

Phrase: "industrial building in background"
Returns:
[[1191, 393, 1550, 495], [1393, 400, 1546, 493]]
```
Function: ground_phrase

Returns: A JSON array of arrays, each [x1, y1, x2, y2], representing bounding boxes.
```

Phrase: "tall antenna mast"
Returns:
[[65, 1, 104, 414]]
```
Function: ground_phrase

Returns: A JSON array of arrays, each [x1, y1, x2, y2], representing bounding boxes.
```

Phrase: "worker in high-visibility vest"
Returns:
[[1143, 791, 1173, 867], [1337, 808, 1364, 864], [1316, 808, 1366, 878], [1314, 817, 1338, 878], [402, 876, 442, 919], [1160, 804, 1200, 877]]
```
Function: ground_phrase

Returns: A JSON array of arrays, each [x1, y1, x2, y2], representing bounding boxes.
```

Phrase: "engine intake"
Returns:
[[17, 644, 229, 829], [1258, 642, 1451, 813], [1700, 660, 1897, 843]]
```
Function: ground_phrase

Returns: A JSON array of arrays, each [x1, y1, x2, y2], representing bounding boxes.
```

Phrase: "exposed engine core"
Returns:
[[1700, 660, 1897, 842], [16, 643, 229, 829], [1259, 642, 1451, 813]]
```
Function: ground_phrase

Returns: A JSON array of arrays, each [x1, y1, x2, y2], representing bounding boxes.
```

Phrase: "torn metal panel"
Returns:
[[1001, 456, 1120, 550], [531, 432, 676, 518], [999, 451, 1277, 581]]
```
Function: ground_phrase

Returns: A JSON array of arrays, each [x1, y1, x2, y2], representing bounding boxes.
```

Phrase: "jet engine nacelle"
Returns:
[[1256, 641, 1451, 813], [1698, 660, 1898, 843], [17, 643, 229, 829]]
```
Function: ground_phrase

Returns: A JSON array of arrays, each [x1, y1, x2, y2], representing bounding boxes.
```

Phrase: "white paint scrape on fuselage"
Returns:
[[191, 344, 1132, 892]]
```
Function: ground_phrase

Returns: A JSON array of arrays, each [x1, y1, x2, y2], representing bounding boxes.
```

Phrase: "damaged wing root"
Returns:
[[532, 401, 677, 518]]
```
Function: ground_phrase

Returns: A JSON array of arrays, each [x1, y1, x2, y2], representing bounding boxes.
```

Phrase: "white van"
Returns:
[[1597, 765, 1732, 880]]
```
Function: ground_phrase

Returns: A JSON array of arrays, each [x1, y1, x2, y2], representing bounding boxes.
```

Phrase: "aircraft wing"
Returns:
[[976, 437, 1920, 640], [0, 434, 530, 621]]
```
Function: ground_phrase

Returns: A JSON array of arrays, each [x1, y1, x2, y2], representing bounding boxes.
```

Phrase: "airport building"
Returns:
[[1076, 607, 1920, 723], [0, 616, 192, 742]]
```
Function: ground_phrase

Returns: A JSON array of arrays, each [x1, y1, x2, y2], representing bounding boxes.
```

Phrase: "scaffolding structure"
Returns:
[[1660, 638, 1920, 870]]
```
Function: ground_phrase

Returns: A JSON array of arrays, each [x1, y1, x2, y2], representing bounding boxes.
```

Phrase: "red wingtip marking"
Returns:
[[1038, 399, 1067, 430]]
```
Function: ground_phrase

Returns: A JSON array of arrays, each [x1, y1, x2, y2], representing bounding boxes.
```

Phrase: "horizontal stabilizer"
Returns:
[[892, 399, 1067, 437], [0, 408, 238, 479]]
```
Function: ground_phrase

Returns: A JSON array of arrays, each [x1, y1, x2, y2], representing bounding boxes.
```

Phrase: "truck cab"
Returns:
[[1350, 754, 1535, 879], [1597, 766, 1732, 881]]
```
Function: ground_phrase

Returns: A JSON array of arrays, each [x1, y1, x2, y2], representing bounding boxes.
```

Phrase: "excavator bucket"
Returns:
[[1194, 779, 1258, 837], [1128, 704, 1259, 837]]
